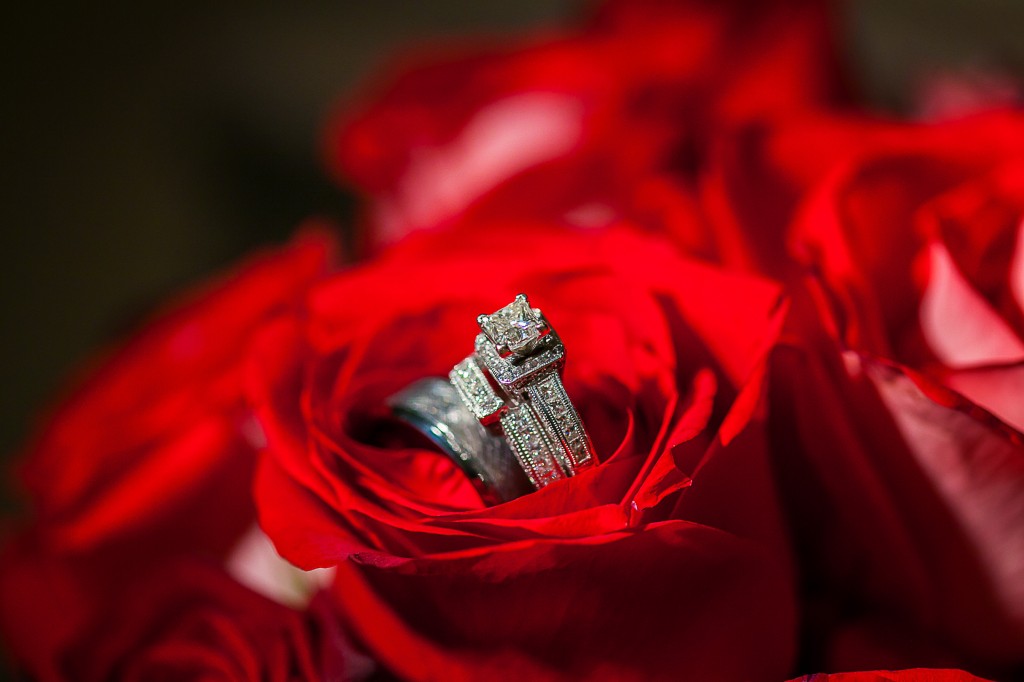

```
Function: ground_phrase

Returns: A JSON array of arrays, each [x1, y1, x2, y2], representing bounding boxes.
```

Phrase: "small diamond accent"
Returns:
[[500, 405, 565, 488], [476, 333, 564, 390], [449, 357, 504, 423]]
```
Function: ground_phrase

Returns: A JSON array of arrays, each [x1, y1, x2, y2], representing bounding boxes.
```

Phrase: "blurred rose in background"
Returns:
[[2, 1, 1024, 680]]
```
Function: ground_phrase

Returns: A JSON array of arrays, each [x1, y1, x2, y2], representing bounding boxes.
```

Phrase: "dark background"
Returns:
[[1, 0, 1023, 472]]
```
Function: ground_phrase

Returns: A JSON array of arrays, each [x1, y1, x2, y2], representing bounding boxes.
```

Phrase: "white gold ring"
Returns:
[[450, 294, 595, 489]]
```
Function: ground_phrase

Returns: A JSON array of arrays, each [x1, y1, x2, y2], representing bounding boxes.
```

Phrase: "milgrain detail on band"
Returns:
[[475, 332, 564, 390], [526, 371, 594, 469], [449, 356, 504, 423], [500, 404, 566, 488]]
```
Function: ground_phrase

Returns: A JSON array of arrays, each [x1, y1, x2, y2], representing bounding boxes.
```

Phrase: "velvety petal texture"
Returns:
[[788, 670, 991, 682], [58, 561, 348, 682], [708, 113, 1024, 678], [2, 1, 1022, 680], [326, 0, 842, 251], [0, 230, 341, 679], [250, 220, 797, 680]]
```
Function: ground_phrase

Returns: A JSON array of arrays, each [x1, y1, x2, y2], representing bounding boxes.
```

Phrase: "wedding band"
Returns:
[[387, 378, 532, 503]]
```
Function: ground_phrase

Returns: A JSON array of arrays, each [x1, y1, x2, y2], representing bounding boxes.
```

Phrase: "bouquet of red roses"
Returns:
[[3, 1, 1023, 680]]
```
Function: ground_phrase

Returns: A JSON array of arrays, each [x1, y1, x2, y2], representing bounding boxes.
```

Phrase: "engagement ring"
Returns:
[[390, 294, 595, 501]]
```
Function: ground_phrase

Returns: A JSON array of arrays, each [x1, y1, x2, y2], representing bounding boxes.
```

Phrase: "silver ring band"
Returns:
[[387, 378, 533, 503]]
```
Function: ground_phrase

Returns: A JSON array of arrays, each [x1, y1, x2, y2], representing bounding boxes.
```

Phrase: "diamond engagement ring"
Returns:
[[449, 294, 595, 489], [389, 294, 595, 500]]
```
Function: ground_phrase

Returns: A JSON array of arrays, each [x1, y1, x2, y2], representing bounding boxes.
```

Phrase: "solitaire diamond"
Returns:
[[478, 294, 546, 356]]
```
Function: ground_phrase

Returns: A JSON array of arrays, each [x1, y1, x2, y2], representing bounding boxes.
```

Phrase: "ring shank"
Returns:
[[524, 371, 595, 470], [388, 378, 533, 503]]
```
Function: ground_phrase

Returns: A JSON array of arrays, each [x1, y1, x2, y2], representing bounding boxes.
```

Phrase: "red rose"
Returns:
[[2, 1, 1017, 679], [51, 561, 349, 682], [0, 229, 338, 678], [326, 0, 841, 251], [707, 112, 1024, 676], [698, 111, 1024, 276], [787, 671, 991, 682], [250, 219, 797, 680]]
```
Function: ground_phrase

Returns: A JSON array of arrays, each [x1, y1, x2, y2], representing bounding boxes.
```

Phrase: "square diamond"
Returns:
[[478, 294, 545, 356]]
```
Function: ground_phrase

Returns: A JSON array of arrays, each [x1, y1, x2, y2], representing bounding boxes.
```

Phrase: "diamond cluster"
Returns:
[[500, 405, 565, 487], [442, 293, 596, 493], [449, 357, 504, 423]]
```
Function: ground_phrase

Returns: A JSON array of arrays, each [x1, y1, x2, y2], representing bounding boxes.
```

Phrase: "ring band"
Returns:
[[387, 378, 533, 503], [523, 370, 594, 471], [499, 400, 568, 488]]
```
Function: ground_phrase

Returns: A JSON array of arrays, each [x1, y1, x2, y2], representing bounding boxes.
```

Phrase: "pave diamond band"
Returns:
[[449, 356, 504, 424], [449, 353, 576, 487], [500, 403, 567, 488], [525, 371, 594, 469]]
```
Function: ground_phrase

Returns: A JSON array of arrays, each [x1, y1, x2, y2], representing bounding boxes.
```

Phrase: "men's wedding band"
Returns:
[[387, 378, 532, 503]]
